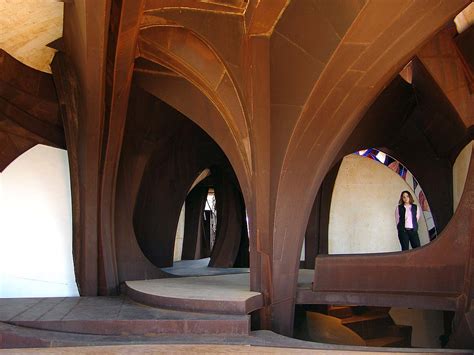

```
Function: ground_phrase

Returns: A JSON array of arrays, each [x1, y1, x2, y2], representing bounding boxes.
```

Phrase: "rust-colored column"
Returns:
[[182, 185, 209, 260], [209, 169, 248, 268], [246, 33, 273, 329], [303, 161, 341, 267]]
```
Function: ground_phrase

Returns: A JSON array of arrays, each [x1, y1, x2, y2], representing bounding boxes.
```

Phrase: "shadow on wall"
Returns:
[[0, 145, 78, 297], [390, 308, 444, 348]]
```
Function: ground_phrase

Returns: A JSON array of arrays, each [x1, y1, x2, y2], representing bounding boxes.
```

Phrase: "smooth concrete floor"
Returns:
[[161, 257, 249, 276], [127, 273, 260, 302], [126, 269, 314, 303]]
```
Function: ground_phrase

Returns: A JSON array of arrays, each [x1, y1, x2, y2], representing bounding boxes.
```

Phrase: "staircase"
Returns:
[[328, 305, 412, 347]]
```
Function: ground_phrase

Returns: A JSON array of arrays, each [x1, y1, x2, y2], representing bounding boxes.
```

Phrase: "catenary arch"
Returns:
[[114, 86, 249, 280], [355, 149, 437, 238], [327, 149, 437, 256], [268, 0, 470, 335], [136, 25, 252, 202]]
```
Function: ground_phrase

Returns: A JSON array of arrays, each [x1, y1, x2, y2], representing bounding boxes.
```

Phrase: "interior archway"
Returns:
[[328, 151, 432, 255], [114, 87, 249, 281]]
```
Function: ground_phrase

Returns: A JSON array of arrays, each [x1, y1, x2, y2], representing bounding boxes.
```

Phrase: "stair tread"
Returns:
[[304, 306, 412, 347], [340, 311, 392, 324], [365, 336, 407, 347], [328, 306, 354, 319]]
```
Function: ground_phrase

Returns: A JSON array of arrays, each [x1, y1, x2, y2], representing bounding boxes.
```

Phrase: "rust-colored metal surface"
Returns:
[[454, 25, 474, 92], [209, 167, 249, 268], [0, 297, 250, 337], [312, 145, 474, 329], [268, 0, 471, 336], [0, 50, 63, 171], [130, 92, 246, 269], [305, 59, 469, 252], [3, 0, 473, 347], [182, 185, 210, 260], [418, 24, 474, 128]]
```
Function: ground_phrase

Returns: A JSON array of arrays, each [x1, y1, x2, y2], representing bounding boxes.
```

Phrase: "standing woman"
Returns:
[[395, 190, 421, 251]]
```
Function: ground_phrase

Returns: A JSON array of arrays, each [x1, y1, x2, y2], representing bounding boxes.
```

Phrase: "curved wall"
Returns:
[[0, 145, 78, 297], [453, 141, 473, 211]]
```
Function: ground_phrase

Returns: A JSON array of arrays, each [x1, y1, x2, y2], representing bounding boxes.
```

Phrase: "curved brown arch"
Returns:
[[0, 50, 64, 172], [311, 145, 473, 320], [138, 25, 252, 171], [133, 119, 229, 268], [144, 0, 246, 15], [141, 3, 246, 73], [134, 56, 251, 201], [7, 0, 474, 344], [269, 0, 470, 335], [115, 85, 249, 275], [138, 26, 250, 148]]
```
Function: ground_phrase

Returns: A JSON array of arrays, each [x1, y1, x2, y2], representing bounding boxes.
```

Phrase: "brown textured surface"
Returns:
[[4, 326, 461, 354], [303, 161, 341, 267], [418, 24, 474, 128], [454, 25, 474, 91], [0, 297, 249, 336], [267, 0, 471, 336], [308, 60, 468, 247], [0, 50, 64, 172], [312, 145, 474, 305], [182, 185, 210, 260], [2, 0, 474, 347], [124, 88, 247, 270]]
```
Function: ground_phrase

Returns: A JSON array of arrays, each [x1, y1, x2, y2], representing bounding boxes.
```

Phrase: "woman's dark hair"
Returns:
[[399, 190, 414, 205]]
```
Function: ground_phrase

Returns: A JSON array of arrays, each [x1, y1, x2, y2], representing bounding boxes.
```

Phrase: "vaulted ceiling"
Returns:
[[1, 0, 473, 343]]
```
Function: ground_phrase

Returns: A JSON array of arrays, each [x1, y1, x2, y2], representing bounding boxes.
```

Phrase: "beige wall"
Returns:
[[328, 154, 429, 254], [0, 145, 78, 297], [389, 308, 444, 348], [0, 0, 63, 73], [453, 141, 473, 211]]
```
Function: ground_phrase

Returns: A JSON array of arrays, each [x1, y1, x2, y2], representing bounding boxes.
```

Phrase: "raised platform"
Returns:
[[125, 269, 315, 315], [0, 297, 249, 336], [125, 273, 263, 315]]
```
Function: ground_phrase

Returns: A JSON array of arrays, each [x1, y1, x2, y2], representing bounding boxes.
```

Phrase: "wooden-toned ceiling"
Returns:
[[0, 0, 63, 73]]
